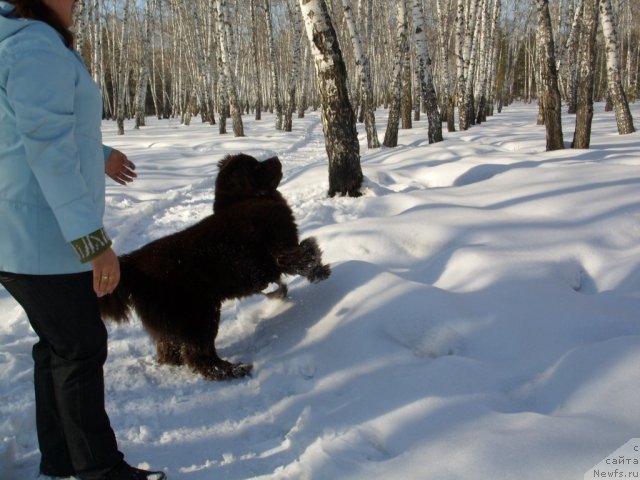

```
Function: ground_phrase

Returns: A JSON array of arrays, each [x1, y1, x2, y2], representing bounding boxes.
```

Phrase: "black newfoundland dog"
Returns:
[[99, 153, 330, 380]]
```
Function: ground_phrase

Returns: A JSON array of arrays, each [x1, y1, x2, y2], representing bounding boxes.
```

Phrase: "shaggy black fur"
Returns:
[[99, 154, 330, 380]]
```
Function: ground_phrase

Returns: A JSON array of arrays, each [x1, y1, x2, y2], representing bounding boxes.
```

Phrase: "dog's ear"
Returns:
[[260, 156, 283, 191], [218, 155, 233, 171]]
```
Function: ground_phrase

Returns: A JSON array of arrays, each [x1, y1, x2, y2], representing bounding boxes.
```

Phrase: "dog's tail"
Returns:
[[98, 259, 134, 323]]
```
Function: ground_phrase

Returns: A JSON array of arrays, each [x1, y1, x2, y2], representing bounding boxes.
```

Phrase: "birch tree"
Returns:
[[264, 0, 283, 130], [341, 0, 379, 148], [598, 0, 635, 134], [75, 0, 88, 58], [454, 0, 466, 129], [216, 0, 244, 136], [201, 9, 215, 124], [134, 1, 151, 129], [475, 0, 500, 124], [485, 0, 501, 118], [536, 0, 564, 150], [78, 0, 640, 140], [459, 0, 481, 131], [401, 59, 412, 129], [383, 0, 409, 148], [157, 0, 171, 119], [116, 0, 133, 135], [559, 0, 583, 114], [250, 0, 263, 120], [299, 0, 362, 197], [435, 0, 455, 132], [572, 0, 598, 149], [214, 9, 228, 134], [411, 0, 443, 144], [283, 0, 303, 132], [88, 0, 108, 115]]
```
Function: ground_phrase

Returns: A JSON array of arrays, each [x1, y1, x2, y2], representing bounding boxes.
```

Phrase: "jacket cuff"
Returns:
[[103, 145, 113, 166], [70, 228, 112, 263]]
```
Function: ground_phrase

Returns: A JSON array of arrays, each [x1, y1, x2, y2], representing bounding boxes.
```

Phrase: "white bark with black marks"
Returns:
[[598, 0, 635, 134], [383, 0, 409, 148], [299, 0, 363, 197], [572, 0, 598, 148], [341, 0, 379, 148], [536, 0, 564, 150], [264, 0, 283, 130], [411, 0, 442, 143]]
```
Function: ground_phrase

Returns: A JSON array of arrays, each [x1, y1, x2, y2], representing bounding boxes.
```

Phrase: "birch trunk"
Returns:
[[284, 0, 303, 132], [264, 0, 283, 130], [598, 0, 635, 134], [89, 0, 108, 116], [401, 60, 412, 129], [213, 8, 228, 134], [157, 0, 171, 119], [536, 0, 564, 150], [383, 0, 409, 148], [459, 0, 480, 131], [454, 0, 465, 128], [299, 0, 363, 197], [134, 1, 152, 129], [475, 0, 500, 124], [411, 0, 443, 143], [116, 0, 132, 135], [189, 0, 215, 125], [560, 0, 583, 114], [216, 0, 244, 136], [572, 0, 598, 148], [473, 0, 489, 124], [250, 0, 263, 120], [435, 0, 455, 132], [486, 0, 501, 117], [341, 0, 379, 148], [298, 42, 311, 118], [75, 0, 87, 58]]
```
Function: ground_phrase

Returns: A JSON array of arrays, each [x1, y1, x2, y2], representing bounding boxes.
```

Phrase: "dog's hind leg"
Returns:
[[156, 337, 184, 366], [180, 303, 253, 381]]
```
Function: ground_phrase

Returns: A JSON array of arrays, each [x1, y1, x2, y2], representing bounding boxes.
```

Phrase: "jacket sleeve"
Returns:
[[103, 144, 113, 167], [6, 40, 109, 262]]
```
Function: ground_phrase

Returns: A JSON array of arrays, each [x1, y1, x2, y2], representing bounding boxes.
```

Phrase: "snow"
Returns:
[[2, 102, 640, 479]]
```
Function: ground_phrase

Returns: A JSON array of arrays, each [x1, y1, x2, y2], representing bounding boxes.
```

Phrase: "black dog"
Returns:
[[99, 154, 330, 380]]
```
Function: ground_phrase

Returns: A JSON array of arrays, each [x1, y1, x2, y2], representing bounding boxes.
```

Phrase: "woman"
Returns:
[[0, 1, 165, 479]]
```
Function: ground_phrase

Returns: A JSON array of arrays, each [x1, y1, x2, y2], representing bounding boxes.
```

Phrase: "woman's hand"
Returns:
[[106, 149, 137, 185], [91, 247, 120, 297]]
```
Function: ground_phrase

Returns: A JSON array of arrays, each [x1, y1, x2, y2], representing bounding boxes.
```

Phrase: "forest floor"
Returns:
[[2, 102, 640, 479]]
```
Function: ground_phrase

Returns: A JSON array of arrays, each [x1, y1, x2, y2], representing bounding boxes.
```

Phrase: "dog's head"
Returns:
[[214, 154, 283, 209]]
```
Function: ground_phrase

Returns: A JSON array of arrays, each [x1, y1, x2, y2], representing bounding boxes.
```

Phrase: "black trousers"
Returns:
[[0, 271, 123, 480]]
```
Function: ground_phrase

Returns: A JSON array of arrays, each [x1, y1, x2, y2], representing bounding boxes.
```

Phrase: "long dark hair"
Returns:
[[7, 0, 74, 48]]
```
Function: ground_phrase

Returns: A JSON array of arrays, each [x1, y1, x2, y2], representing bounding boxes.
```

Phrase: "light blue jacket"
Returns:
[[0, 2, 113, 274]]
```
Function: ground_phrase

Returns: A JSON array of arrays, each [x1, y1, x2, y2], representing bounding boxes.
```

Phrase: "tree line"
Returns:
[[74, 0, 638, 196]]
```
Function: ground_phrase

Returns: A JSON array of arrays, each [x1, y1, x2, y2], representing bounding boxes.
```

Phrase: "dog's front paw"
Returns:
[[299, 237, 321, 257], [299, 237, 330, 282], [307, 263, 331, 283]]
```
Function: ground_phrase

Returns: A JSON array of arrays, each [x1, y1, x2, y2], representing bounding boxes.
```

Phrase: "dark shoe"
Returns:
[[104, 462, 166, 480], [40, 476, 80, 480]]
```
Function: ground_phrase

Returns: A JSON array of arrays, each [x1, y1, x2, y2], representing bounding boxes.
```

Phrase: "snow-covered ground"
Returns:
[[2, 103, 640, 480]]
